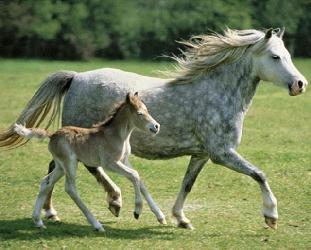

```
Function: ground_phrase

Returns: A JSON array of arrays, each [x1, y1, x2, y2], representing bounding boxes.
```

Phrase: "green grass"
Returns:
[[0, 58, 310, 249]]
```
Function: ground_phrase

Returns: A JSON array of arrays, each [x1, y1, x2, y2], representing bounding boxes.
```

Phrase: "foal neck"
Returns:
[[103, 104, 134, 140]]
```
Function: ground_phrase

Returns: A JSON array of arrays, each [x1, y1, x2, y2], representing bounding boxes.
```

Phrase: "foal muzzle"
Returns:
[[148, 123, 160, 134]]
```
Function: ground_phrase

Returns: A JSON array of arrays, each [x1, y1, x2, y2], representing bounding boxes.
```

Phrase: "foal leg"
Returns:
[[33, 164, 64, 229], [85, 165, 122, 217], [172, 155, 208, 229], [106, 161, 143, 219], [123, 156, 166, 224], [211, 149, 278, 229], [63, 160, 104, 232], [43, 160, 60, 221]]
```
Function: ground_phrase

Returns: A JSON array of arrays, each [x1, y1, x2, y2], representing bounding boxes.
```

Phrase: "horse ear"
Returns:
[[134, 92, 139, 96], [265, 28, 273, 39], [277, 27, 285, 39], [126, 93, 131, 103]]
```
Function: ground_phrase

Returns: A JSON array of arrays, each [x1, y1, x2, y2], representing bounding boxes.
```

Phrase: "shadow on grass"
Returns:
[[0, 218, 176, 241]]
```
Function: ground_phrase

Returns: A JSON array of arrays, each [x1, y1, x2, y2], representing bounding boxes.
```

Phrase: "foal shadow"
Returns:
[[0, 218, 175, 241]]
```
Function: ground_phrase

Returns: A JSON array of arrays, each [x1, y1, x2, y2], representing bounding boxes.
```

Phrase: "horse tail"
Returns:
[[0, 71, 76, 150], [14, 124, 51, 140]]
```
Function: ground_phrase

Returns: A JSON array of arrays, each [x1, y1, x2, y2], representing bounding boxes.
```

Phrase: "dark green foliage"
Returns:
[[0, 0, 309, 59]]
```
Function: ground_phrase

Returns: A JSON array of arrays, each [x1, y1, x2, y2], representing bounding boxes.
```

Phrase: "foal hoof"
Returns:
[[178, 221, 194, 230], [108, 204, 121, 217], [158, 218, 167, 225], [264, 216, 278, 229], [133, 212, 140, 220]]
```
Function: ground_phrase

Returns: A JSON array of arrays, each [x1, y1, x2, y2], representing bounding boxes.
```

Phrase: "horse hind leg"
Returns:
[[43, 160, 61, 221], [33, 163, 64, 229], [172, 155, 208, 229], [85, 165, 122, 217]]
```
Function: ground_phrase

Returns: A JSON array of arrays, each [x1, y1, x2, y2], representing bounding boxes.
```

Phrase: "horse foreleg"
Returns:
[[123, 156, 166, 225], [211, 149, 278, 229], [85, 165, 122, 217], [43, 160, 61, 221], [172, 155, 208, 229]]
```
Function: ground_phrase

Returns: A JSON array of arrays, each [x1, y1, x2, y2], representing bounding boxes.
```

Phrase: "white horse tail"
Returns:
[[14, 124, 51, 140], [0, 71, 76, 150]]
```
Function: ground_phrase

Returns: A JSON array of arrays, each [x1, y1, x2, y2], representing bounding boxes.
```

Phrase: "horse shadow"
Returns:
[[0, 218, 176, 241]]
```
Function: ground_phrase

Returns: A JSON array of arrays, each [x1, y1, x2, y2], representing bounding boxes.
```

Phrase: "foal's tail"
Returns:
[[14, 124, 51, 140], [0, 71, 76, 150]]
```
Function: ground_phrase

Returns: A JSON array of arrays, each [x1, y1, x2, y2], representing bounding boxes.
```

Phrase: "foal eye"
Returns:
[[272, 55, 280, 60]]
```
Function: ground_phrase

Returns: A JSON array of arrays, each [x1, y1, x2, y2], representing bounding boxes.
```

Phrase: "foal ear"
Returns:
[[265, 28, 273, 39]]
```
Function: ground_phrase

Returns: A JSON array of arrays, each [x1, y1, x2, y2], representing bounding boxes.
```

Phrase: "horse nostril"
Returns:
[[298, 80, 303, 89], [154, 124, 159, 130]]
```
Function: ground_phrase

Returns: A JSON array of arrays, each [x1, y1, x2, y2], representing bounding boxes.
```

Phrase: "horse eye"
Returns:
[[272, 55, 280, 60]]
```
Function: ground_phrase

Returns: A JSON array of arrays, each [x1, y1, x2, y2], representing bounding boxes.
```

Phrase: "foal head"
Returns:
[[126, 92, 160, 135]]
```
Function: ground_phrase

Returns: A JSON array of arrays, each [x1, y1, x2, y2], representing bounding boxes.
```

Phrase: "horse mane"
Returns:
[[169, 28, 268, 84], [92, 101, 126, 128]]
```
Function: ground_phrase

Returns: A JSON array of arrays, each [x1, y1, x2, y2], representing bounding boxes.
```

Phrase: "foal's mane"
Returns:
[[169, 28, 267, 84], [92, 101, 126, 128]]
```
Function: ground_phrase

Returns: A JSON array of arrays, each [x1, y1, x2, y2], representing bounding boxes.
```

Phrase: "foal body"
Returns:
[[14, 93, 164, 231]]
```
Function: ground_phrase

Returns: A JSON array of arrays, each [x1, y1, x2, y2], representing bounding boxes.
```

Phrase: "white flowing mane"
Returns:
[[170, 28, 267, 84]]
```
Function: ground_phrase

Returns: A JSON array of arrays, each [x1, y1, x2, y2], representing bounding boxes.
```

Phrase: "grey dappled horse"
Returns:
[[0, 28, 308, 230]]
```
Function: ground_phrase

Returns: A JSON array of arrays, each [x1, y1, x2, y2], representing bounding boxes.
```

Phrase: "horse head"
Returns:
[[252, 28, 308, 96]]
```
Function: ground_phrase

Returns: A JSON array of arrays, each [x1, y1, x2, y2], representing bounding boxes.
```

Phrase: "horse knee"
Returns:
[[65, 183, 75, 196], [129, 170, 140, 183], [250, 170, 266, 184]]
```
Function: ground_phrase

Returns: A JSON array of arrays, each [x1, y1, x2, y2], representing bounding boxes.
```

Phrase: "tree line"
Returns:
[[1, 0, 310, 60]]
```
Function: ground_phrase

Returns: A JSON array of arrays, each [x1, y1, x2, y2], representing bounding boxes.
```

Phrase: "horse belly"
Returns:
[[62, 71, 203, 159]]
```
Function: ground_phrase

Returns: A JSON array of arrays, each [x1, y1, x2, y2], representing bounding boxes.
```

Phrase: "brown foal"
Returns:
[[14, 92, 164, 231]]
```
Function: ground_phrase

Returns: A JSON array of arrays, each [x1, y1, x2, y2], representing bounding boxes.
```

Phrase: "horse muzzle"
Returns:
[[288, 79, 308, 96]]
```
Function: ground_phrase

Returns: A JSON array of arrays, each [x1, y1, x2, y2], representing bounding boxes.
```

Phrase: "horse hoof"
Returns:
[[46, 215, 61, 222], [158, 218, 167, 225], [178, 221, 194, 230], [95, 227, 105, 232], [108, 204, 120, 217], [133, 212, 140, 220], [36, 224, 47, 230], [264, 216, 278, 229]]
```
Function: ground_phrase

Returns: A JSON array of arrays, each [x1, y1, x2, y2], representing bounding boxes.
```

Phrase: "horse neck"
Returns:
[[103, 105, 134, 141], [198, 54, 260, 112]]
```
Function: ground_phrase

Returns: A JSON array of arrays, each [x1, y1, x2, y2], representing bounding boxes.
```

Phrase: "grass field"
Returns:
[[0, 58, 310, 249]]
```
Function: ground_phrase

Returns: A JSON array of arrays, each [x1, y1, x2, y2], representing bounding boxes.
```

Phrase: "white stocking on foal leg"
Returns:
[[32, 165, 64, 229]]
